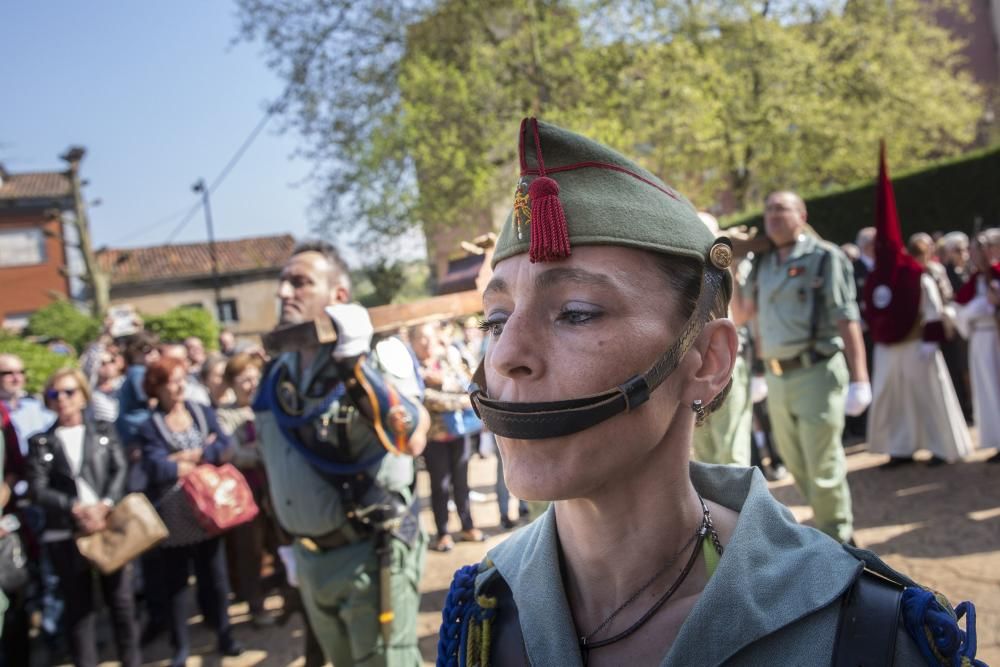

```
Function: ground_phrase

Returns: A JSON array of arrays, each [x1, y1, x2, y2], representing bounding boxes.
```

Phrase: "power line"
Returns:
[[161, 201, 206, 245], [109, 202, 199, 245], [164, 106, 276, 245], [106, 102, 279, 247]]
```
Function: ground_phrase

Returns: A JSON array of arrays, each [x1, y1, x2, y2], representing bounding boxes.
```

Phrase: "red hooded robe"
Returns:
[[863, 142, 928, 344]]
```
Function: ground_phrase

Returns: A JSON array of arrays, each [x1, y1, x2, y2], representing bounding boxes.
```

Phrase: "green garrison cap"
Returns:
[[494, 118, 727, 272]]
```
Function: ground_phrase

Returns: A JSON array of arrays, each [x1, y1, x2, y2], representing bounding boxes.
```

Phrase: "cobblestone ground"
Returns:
[[70, 440, 999, 666]]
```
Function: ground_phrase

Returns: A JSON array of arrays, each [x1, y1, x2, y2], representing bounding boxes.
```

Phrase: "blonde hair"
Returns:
[[44, 367, 91, 407]]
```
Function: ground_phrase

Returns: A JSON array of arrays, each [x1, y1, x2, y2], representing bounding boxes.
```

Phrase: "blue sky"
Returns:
[[2, 2, 332, 254]]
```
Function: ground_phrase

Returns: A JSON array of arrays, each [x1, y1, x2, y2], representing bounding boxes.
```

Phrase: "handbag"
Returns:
[[76, 493, 169, 575], [181, 463, 259, 536], [0, 531, 28, 592], [443, 409, 483, 438]]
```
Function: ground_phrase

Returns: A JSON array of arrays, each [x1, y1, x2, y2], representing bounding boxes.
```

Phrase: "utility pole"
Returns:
[[192, 179, 222, 320], [62, 146, 110, 317]]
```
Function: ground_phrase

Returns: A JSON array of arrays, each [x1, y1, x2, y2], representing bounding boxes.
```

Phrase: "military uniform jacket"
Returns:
[[454, 463, 933, 666], [255, 339, 421, 538], [748, 234, 860, 361]]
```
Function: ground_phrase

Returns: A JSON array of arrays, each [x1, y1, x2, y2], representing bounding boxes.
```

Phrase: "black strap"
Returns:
[[809, 249, 831, 347], [470, 261, 728, 440], [832, 569, 903, 667]]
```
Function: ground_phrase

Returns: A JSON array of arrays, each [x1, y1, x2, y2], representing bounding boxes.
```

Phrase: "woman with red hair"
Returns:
[[136, 357, 242, 667]]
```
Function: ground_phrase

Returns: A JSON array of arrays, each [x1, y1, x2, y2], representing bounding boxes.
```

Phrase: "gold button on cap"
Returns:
[[709, 241, 733, 270]]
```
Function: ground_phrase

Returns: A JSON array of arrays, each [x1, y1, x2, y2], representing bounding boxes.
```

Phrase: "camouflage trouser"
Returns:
[[766, 353, 853, 542], [692, 356, 753, 467], [294, 528, 428, 667]]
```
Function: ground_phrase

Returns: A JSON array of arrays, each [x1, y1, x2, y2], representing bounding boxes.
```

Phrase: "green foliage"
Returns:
[[237, 0, 987, 246], [354, 260, 431, 307], [24, 300, 100, 354], [143, 307, 219, 350], [724, 143, 1000, 244], [0, 333, 75, 396]]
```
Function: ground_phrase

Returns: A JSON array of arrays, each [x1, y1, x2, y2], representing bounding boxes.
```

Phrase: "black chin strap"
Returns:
[[469, 261, 729, 440]]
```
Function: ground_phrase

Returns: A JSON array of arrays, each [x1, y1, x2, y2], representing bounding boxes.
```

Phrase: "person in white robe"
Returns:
[[953, 236, 1000, 460], [868, 273, 973, 463]]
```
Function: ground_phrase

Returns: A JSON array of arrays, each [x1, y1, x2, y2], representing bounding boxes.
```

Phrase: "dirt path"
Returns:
[[74, 442, 999, 666]]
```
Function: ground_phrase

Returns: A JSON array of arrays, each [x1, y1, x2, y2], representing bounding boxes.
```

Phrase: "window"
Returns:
[[217, 299, 239, 324], [0, 228, 46, 267]]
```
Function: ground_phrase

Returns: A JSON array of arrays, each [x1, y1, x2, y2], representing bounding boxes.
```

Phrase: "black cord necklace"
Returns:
[[578, 496, 723, 661]]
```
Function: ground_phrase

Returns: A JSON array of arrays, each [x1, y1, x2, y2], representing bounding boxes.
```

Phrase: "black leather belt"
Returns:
[[469, 239, 734, 440], [296, 524, 365, 552], [766, 349, 836, 377]]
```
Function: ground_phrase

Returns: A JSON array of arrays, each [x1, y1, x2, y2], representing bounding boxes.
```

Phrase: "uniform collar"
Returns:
[[483, 463, 860, 666]]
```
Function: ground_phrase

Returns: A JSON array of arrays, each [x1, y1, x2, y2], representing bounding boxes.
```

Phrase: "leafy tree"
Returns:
[[236, 0, 986, 244], [0, 333, 74, 396], [24, 300, 100, 354], [354, 259, 431, 307], [143, 307, 219, 350]]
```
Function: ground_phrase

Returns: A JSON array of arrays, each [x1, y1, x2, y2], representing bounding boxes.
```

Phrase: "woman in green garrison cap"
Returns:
[[436, 119, 983, 667]]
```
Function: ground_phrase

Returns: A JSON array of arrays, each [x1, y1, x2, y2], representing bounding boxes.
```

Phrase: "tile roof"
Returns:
[[99, 234, 296, 286], [0, 170, 73, 201]]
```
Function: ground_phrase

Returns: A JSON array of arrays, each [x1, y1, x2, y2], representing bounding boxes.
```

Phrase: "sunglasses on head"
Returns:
[[0, 369, 25, 377], [45, 388, 78, 400]]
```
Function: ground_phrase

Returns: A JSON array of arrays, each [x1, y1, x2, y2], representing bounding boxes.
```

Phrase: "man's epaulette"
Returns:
[[438, 559, 499, 667], [845, 545, 986, 666]]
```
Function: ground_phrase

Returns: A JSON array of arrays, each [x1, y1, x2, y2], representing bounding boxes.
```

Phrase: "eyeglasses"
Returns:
[[101, 358, 117, 365], [45, 388, 78, 400], [0, 370, 25, 377]]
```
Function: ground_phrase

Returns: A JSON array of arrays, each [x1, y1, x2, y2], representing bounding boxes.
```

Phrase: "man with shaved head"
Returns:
[[732, 191, 870, 543]]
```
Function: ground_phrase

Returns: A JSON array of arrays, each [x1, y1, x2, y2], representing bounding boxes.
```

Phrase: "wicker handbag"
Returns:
[[76, 493, 169, 574]]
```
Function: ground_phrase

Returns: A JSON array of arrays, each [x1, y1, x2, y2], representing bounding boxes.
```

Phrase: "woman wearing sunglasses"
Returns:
[[26, 368, 139, 667]]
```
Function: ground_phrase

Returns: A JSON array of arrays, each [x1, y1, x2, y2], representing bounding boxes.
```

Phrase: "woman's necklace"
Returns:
[[578, 495, 723, 659]]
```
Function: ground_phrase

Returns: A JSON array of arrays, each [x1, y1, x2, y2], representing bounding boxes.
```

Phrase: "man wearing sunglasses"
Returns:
[[0, 354, 54, 456]]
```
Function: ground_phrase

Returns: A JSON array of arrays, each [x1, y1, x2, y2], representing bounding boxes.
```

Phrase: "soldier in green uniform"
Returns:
[[438, 119, 982, 667], [254, 241, 430, 667], [732, 192, 871, 543], [691, 212, 752, 467]]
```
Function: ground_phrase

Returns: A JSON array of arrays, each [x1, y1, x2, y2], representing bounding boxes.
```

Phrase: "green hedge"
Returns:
[[0, 333, 76, 396], [143, 307, 219, 350], [724, 144, 1000, 245], [24, 300, 100, 355]]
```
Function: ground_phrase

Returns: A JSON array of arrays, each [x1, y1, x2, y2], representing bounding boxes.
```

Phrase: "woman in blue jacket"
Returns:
[[136, 357, 242, 667]]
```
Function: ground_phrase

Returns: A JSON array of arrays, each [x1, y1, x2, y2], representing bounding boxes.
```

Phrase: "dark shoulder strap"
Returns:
[[832, 569, 903, 667], [485, 572, 531, 666], [809, 248, 831, 346]]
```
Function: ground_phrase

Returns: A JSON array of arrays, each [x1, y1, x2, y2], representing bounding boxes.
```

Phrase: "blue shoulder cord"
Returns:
[[437, 565, 479, 667], [901, 587, 986, 667], [253, 360, 386, 475]]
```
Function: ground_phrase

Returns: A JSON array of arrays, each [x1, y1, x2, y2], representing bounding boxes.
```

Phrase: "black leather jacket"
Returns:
[[27, 419, 128, 533]]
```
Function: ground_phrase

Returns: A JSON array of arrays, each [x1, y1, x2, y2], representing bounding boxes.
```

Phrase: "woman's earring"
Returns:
[[692, 399, 707, 427]]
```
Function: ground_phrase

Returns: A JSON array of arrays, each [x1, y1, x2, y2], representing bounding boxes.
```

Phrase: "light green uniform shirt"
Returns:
[[474, 463, 924, 666], [747, 234, 860, 360], [256, 338, 421, 538]]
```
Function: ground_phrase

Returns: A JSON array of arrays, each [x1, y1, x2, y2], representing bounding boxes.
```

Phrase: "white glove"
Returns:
[[278, 545, 299, 588], [325, 303, 374, 360], [918, 342, 938, 361], [750, 376, 769, 404], [844, 381, 872, 417]]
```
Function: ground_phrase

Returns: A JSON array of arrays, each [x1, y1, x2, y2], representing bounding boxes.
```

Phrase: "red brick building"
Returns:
[[0, 165, 75, 330]]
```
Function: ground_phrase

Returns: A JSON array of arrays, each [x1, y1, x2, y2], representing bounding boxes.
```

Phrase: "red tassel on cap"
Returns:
[[527, 177, 571, 262], [524, 118, 571, 263]]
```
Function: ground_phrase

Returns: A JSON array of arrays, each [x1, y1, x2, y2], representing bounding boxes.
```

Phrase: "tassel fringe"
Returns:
[[528, 176, 571, 262]]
